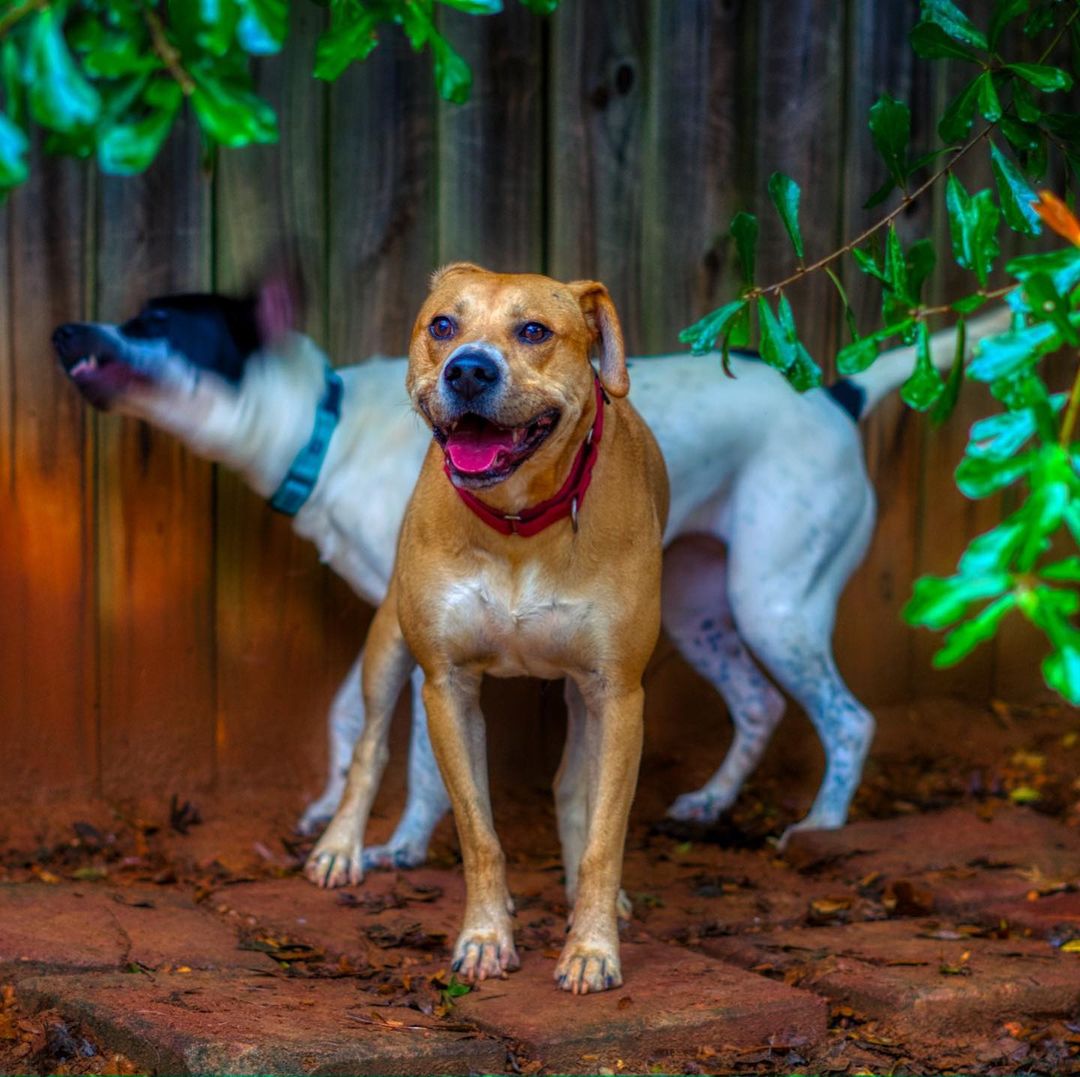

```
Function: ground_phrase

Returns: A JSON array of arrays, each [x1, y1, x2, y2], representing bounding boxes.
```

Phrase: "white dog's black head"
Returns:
[[52, 293, 266, 411]]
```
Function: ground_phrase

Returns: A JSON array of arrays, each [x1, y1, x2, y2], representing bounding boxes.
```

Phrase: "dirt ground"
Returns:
[[1, 695, 1079, 1075]]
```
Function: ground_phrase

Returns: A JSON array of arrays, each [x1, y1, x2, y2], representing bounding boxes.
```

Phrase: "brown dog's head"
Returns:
[[407, 263, 627, 490]]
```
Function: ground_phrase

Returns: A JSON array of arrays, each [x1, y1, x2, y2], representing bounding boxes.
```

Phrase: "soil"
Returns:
[[1, 695, 1078, 1075]]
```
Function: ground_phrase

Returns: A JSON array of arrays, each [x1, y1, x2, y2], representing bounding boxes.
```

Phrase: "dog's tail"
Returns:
[[828, 304, 1013, 421]]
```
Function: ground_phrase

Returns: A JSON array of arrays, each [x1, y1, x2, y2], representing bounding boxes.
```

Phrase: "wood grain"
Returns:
[[94, 117, 216, 796], [0, 148, 97, 797]]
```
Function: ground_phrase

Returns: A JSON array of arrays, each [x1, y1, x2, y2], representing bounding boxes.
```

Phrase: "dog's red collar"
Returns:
[[444, 377, 608, 538]]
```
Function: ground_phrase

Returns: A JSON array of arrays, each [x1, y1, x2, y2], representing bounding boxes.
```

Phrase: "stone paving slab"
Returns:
[[977, 890, 1080, 940], [0, 884, 255, 975], [696, 919, 1080, 1036], [455, 938, 828, 1073], [784, 806, 1080, 882], [19, 971, 506, 1076]]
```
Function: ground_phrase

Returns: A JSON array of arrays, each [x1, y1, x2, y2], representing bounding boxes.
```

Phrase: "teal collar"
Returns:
[[269, 366, 344, 516]]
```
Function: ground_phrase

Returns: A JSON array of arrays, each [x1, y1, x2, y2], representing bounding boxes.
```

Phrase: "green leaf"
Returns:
[[678, 299, 747, 355], [990, 141, 1041, 236], [852, 246, 889, 286], [767, 172, 804, 261], [955, 450, 1035, 497], [428, 27, 472, 103], [901, 321, 945, 411], [517, 0, 559, 12], [1042, 557, 1080, 583], [918, 0, 989, 50], [869, 92, 910, 189], [1005, 62, 1073, 92], [730, 212, 758, 287], [967, 408, 1037, 460], [757, 296, 798, 373], [958, 515, 1026, 573], [825, 267, 859, 343], [1044, 645, 1080, 704], [1012, 79, 1041, 123], [836, 319, 915, 374], [907, 238, 937, 303], [190, 66, 278, 146], [905, 571, 1012, 629], [788, 342, 823, 391], [999, 114, 1041, 153], [237, 0, 289, 55], [883, 224, 913, 325], [1022, 272, 1079, 346], [945, 174, 1000, 287], [98, 86, 181, 174], [0, 111, 29, 190], [931, 320, 966, 425], [938, 76, 981, 143], [315, 10, 378, 80], [967, 319, 1060, 381], [440, 0, 504, 11], [934, 593, 1018, 666], [910, 20, 980, 61], [1008, 247, 1080, 296], [989, 0, 1029, 50], [27, 8, 102, 134], [977, 71, 1002, 122]]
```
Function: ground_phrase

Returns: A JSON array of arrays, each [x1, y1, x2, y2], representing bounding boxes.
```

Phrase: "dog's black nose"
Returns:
[[444, 351, 501, 402]]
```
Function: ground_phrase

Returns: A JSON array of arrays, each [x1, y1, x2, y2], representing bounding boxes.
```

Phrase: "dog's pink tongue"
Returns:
[[446, 420, 516, 474]]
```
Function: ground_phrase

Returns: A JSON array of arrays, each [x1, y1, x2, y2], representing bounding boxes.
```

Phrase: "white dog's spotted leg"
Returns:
[[662, 539, 785, 823], [305, 593, 414, 888], [298, 652, 365, 835], [364, 669, 451, 870]]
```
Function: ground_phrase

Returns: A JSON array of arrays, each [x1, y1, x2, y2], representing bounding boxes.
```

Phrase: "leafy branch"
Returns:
[[0, 0, 559, 192], [681, 0, 1080, 704]]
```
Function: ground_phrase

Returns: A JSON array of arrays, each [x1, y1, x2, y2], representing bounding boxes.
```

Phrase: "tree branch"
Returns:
[[0, 0, 47, 39], [143, 6, 195, 96]]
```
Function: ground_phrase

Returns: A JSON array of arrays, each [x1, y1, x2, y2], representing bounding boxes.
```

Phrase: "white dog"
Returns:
[[52, 289, 1010, 861]]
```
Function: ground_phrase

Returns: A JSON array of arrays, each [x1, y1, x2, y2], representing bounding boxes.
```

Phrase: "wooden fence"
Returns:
[[0, 0, 1055, 802]]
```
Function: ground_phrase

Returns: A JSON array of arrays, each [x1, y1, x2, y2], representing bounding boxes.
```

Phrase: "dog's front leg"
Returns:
[[555, 682, 643, 994], [305, 591, 413, 888], [363, 668, 452, 870], [422, 669, 519, 984]]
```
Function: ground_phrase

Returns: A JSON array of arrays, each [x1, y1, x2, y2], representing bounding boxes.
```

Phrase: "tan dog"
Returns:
[[305, 264, 668, 993]]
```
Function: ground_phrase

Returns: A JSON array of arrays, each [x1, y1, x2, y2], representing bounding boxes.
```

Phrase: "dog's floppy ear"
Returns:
[[430, 262, 485, 292], [569, 280, 628, 398]]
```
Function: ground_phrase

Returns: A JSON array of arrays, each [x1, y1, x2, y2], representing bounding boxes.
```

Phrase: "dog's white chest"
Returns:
[[437, 564, 591, 679]]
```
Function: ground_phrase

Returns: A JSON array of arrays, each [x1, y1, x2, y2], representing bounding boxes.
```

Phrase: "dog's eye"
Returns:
[[429, 316, 456, 341], [519, 322, 551, 345]]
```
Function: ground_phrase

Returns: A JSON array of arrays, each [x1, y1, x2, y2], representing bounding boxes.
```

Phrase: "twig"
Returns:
[[749, 127, 993, 301], [143, 6, 195, 96], [0, 0, 47, 38], [917, 284, 1014, 319], [1059, 355, 1080, 448], [748, 3, 1080, 303]]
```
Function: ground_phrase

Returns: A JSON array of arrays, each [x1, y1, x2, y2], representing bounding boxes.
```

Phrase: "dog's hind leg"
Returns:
[[727, 472, 876, 847], [298, 651, 365, 835], [662, 537, 786, 823], [364, 669, 452, 870], [305, 587, 415, 888]]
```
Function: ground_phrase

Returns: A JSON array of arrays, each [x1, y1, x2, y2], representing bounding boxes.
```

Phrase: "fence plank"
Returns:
[[436, 6, 545, 270], [832, 0, 931, 706], [0, 152, 96, 797], [328, 28, 436, 361], [640, 0, 754, 353], [213, 3, 338, 795], [548, 0, 648, 345], [94, 120, 215, 796]]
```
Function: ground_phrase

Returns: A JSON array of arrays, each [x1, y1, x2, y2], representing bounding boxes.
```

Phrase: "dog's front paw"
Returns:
[[666, 788, 730, 823], [554, 940, 622, 994], [304, 837, 364, 889], [451, 927, 520, 984], [362, 840, 427, 872]]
